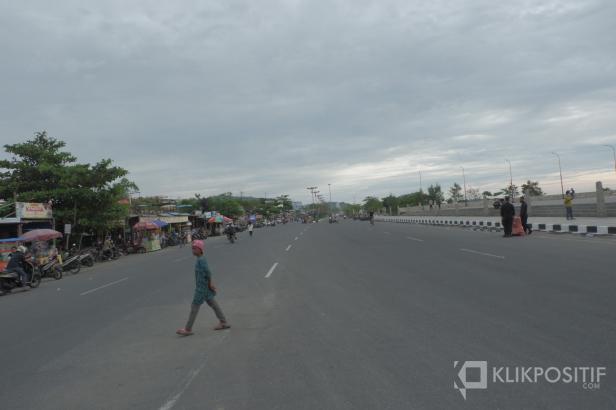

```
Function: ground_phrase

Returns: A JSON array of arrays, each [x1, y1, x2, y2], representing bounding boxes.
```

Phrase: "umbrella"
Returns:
[[207, 215, 233, 224], [20, 229, 63, 242], [133, 221, 159, 231], [207, 215, 224, 224]]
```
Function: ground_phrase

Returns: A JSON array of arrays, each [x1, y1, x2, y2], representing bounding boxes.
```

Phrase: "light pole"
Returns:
[[604, 145, 616, 174], [551, 152, 565, 199], [418, 169, 424, 210], [328, 183, 332, 216], [505, 159, 513, 199], [461, 166, 467, 206]]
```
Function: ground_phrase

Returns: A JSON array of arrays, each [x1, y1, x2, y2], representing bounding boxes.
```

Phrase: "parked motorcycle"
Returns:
[[39, 258, 63, 280], [0, 262, 42, 294], [61, 253, 81, 275]]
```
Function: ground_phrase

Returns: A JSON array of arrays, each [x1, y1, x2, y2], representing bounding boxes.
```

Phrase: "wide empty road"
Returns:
[[1, 220, 615, 409]]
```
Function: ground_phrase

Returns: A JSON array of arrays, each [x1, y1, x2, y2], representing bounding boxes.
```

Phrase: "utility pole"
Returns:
[[505, 159, 513, 199], [328, 183, 332, 216], [604, 144, 616, 174], [551, 152, 565, 199], [418, 169, 424, 210], [306, 187, 317, 221], [461, 166, 467, 206]]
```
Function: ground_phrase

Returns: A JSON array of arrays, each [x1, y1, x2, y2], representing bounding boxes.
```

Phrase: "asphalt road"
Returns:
[[1, 220, 615, 409]]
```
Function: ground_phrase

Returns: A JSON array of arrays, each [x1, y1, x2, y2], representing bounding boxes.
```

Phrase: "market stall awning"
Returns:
[[133, 221, 159, 231], [152, 219, 169, 228], [19, 229, 63, 242], [207, 215, 233, 224]]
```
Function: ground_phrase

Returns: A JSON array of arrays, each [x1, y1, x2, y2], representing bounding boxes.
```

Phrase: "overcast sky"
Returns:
[[1, 0, 616, 204]]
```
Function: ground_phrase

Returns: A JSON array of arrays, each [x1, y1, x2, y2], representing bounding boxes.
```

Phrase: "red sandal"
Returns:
[[176, 328, 194, 336]]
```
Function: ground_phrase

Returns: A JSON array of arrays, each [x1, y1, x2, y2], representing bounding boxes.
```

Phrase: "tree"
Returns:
[[275, 195, 293, 212], [206, 194, 244, 218], [398, 191, 427, 207], [482, 191, 493, 198], [448, 183, 463, 202], [466, 187, 481, 201], [521, 180, 543, 196], [496, 184, 519, 198], [427, 184, 444, 205], [381, 194, 399, 215], [0, 131, 137, 234], [362, 196, 382, 213]]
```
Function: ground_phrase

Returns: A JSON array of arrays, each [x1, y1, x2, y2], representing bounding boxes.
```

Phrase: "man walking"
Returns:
[[500, 196, 515, 237], [176, 240, 230, 336], [564, 191, 574, 220], [248, 222, 254, 237], [519, 196, 531, 235]]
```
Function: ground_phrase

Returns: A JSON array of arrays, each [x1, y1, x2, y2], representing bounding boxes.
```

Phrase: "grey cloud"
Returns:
[[1, 0, 616, 204]]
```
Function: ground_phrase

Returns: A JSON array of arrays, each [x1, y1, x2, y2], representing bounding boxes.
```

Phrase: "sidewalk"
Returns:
[[376, 215, 616, 235]]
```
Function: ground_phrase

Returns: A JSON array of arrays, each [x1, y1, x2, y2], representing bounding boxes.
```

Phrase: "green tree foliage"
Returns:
[[381, 194, 399, 215], [0, 131, 137, 233], [362, 196, 382, 212], [521, 180, 543, 196], [496, 184, 519, 198], [204, 194, 244, 218], [427, 184, 444, 205], [448, 183, 462, 202]]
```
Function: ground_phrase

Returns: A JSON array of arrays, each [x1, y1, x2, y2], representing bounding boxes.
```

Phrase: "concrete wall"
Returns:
[[396, 182, 616, 218]]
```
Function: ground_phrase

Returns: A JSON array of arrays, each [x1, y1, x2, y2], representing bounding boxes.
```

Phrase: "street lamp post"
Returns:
[[505, 159, 513, 199], [418, 169, 424, 210], [604, 144, 616, 174], [461, 166, 467, 206], [551, 152, 565, 199], [328, 183, 332, 217]]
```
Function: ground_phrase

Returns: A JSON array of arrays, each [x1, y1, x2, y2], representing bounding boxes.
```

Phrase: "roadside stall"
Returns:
[[132, 221, 161, 252], [0, 238, 19, 271], [19, 229, 63, 266]]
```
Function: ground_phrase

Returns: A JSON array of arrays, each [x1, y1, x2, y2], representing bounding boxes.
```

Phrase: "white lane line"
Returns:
[[459, 248, 505, 259], [406, 236, 424, 242], [265, 262, 279, 278], [383, 232, 391, 235], [300, 232, 304, 235], [80, 277, 129, 296], [294, 237, 299, 241], [158, 359, 208, 410], [285, 245, 292, 251]]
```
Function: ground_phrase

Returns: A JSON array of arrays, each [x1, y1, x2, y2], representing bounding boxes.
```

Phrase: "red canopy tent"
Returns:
[[133, 221, 159, 231]]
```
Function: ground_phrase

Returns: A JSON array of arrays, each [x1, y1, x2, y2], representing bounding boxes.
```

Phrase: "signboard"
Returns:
[[249, 215, 257, 223], [16, 202, 53, 220], [64, 224, 72, 234]]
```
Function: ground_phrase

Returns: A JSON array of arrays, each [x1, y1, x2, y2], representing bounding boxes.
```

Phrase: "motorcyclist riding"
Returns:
[[5, 246, 30, 286], [224, 224, 237, 241]]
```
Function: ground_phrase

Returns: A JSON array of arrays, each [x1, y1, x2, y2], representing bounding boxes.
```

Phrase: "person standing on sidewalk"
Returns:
[[248, 222, 254, 237], [176, 240, 230, 336], [564, 191, 574, 220], [500, 196, 515, 237], [519, 196, 531, 235]]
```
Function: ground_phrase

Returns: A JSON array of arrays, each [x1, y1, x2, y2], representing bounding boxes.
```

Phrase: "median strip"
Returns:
[[80, 277, 129, 296], [265, 262, 279, 278], [459, 248, 505, 259]]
